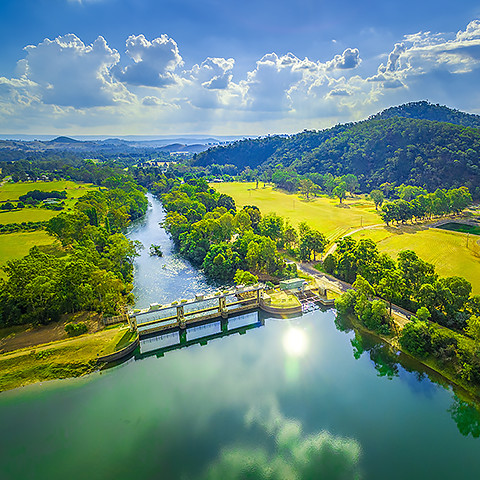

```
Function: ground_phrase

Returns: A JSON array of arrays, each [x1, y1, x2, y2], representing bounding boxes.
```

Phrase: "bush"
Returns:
[[335, 289, 357, 314], [65, 322, 88, 337], [323, 254, 336, 274], [399, 321, 432, 357]]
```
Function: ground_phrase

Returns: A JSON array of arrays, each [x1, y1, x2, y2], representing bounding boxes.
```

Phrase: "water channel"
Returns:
[[1, 193, 480, 479]]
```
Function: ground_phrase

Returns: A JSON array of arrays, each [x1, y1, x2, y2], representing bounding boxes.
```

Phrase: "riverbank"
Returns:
[[345, 312, 480, 401], [0, 324, 132, 392]]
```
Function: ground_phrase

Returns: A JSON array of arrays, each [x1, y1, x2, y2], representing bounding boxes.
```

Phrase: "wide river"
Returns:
[[1, 193, 480, 479]]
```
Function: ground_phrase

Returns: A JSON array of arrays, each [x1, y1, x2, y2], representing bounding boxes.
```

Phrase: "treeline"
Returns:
[[370, 101, 480, 129], [0, 221, 46, 234], [0, 176, 147, 327], [380, 186, 472, 225], [327, 237, 477, 330], [19, 189, 67, 203], [160, 177, 327, 282]]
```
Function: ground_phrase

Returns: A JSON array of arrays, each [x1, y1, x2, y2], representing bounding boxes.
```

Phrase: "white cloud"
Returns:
[[16, 34, 132, 108], [3, 20, 480, 135], [116, 34, 183, 88], [327, 48, 362, 70], [186, 57, 235, 90]]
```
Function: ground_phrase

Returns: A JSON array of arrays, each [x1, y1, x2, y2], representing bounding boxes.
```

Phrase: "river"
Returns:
[[0, 193, 480, 480]]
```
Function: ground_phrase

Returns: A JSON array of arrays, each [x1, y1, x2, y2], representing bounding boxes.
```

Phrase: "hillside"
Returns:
[[370, 101, 480, 129], [193, 103, 480, 192]]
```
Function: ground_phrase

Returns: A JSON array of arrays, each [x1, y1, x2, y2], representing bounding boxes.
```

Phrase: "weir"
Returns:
[[137, 311, 264, 358], [129, 285, 263, 338]]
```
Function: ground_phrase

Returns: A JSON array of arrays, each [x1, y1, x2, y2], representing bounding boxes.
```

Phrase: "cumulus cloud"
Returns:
[[3, 20, 480, 134], [16, 34, 132, 108], [186, 57, 235, 90], [327, 48, 362, 70], [116, 34, 183, 87]]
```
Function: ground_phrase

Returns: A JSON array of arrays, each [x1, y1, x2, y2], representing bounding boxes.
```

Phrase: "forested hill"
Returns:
[[369, 101, 480, 129], [193, 115, 480, 192]]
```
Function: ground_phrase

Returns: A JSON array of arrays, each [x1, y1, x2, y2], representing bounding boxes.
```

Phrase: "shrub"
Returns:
[[399, 321, 432, 357], [65, 322, 88, 337]]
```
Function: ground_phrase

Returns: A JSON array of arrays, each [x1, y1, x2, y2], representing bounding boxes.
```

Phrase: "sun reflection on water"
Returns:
[[283, 327, 308, 357]]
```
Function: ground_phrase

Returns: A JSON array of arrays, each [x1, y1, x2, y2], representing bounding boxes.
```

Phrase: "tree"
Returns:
[[399, 321, 432, 357], [299, 178, 315, 200], [342, 174, 359, 195], [233, 209, 252, 234], [378, 270, 406, 315], [465, 315, 480, 343], [234, 269, 258, 286], [416, 306, 431, 322], [369, 189, 384, 210], [333, 182, 347, 204], [217, 193, 236, 212]]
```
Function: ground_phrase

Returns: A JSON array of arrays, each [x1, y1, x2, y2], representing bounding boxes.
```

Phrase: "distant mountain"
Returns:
[[49, 136, 80, 143], [194, 103, 480, 192], [369, 101, 480, 129]]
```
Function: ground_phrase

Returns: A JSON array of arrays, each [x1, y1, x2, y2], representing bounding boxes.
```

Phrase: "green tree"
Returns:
[[333, 182, 347, 204], [369, 189, 384, 210]]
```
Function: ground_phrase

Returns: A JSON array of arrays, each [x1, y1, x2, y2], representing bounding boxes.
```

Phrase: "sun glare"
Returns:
[[283, 328, 308, 357]]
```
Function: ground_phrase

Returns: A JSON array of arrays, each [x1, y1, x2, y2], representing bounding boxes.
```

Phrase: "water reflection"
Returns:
[[283, 327, 309, 358], [449, 396, 480, 438], [202, 401, 362, 480]]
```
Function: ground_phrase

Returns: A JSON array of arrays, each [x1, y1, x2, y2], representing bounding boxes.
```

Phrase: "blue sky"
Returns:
[[1, 0, 480, 135]]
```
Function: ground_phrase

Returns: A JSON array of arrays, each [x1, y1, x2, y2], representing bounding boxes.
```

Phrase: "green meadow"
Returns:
[[352, 226, 480, 294], [0, 180, 97, 203], [214, 182, 381, 240]]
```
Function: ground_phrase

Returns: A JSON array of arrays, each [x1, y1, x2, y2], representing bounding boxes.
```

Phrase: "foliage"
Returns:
[[193, 106, 480, 193], [65, 322, 88, 336], [233, 269, 258, 286], [399, 321, 433, 357], [0, 177, 146, 327]]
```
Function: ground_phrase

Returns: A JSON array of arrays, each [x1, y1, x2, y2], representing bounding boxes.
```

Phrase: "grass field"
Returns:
[[352, 226, 480, 293], [0, 180, 97, 202], [0, 231, 55, 268], [0, 208, 58, 224], [214, 182, 381, 240], [0, 180, 98, 269], [214, 182, 480, 294]]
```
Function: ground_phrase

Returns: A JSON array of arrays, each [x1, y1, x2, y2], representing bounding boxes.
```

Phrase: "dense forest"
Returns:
[[193, 102, 480, 192]]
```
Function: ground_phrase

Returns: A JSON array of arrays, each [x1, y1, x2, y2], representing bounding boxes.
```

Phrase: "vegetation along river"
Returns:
[[1, 193, 480, 480]]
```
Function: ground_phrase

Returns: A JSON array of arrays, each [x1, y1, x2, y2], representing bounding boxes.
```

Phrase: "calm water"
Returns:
[[1, 194, 480, 480]]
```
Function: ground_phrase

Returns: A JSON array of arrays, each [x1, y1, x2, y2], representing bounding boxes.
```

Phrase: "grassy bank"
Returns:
[[0, 325, 130, 392]]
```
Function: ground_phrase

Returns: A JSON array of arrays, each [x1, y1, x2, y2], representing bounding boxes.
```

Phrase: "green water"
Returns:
[[1, 194, 480, 480]]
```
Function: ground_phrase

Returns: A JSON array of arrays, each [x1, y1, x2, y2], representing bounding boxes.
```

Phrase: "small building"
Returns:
[[279, 278, 307, 291]]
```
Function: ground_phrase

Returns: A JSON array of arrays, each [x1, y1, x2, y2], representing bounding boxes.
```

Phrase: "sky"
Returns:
[[1, 0, 480, 136]]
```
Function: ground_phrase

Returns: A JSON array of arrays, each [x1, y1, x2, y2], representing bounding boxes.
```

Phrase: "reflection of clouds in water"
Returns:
[[203, 400, 362, 480]]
